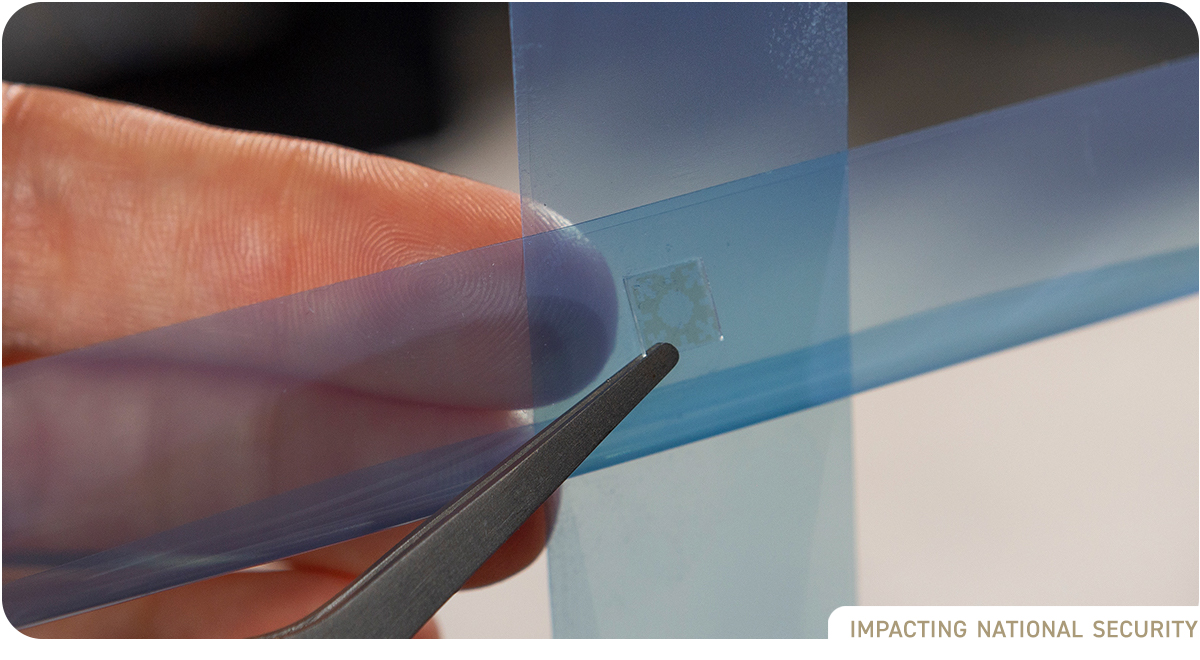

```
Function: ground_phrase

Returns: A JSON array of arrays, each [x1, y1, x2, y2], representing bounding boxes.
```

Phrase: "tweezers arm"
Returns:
[[262, 342, 679, 638]]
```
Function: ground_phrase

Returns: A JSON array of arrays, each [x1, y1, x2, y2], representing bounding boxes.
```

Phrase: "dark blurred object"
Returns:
[[2, 3, 471, 151], [849, 3, 1199, 146], [4, 3, 1197, 153]]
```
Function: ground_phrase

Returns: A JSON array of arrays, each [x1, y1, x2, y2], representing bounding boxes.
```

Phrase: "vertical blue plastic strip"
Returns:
[[547, 399, 855, 637], [512, 3, 854, 637], [511, 2, 848, 229]]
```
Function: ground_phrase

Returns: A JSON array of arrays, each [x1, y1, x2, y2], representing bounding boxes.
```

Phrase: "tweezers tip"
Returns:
[[643, 342, 680, 371]]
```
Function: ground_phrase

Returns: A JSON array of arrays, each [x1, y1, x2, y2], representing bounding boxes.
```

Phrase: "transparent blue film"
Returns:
[[529, 154, 852, 471], [512, 2, 854, 638], [2, 230, 611, 628], [511, 2, 847, 229], [847, 56, 1198, 393], [849, 58, 1198, 333], [548, 399, 854, 638]]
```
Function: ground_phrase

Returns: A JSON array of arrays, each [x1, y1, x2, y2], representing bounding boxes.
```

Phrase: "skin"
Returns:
[[3, 83, 548, 638]]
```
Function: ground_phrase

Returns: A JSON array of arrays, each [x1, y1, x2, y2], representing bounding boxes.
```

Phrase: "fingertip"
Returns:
[[2, 82, 25, 121], [523, 210, 619, 406], [413, 617, 440, 639]]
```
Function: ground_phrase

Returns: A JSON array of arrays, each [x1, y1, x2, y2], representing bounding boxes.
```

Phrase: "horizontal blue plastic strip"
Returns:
[[14, 245, 1188, 627], [850, 247, 1198, 393], [4, 424, 541, 627], [2, 226, 612, 627], [849, 56, 1198, 332], [577, 247, 1198, 476]]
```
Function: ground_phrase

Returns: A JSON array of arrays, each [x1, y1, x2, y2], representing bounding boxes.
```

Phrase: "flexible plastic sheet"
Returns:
[[513, 2, 854, 638], [511, 4, 1197, 638], [2, 226, 619, 627], [511, 3, 847, 230]]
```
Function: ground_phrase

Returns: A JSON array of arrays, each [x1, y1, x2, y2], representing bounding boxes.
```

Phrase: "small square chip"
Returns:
[[624, 258, 722, 352]]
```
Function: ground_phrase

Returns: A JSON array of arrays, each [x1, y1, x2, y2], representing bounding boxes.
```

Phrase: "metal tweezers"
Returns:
[[260, 342, 679, 638]]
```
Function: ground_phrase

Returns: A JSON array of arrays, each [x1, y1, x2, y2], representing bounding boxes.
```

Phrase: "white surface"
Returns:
[[854, 294, 1198, 605], [437, 550, 552, 639]]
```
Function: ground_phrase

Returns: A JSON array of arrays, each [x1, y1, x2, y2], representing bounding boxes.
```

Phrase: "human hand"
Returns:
[[3, 83, 557, 638]]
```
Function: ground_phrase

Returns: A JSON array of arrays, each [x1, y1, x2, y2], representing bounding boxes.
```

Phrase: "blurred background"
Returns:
[[6, 3, 1196, 159], [3, 2, 1197, 637]]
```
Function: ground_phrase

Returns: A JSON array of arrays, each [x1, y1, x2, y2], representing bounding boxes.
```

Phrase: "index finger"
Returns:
[[4, 83, 617, 407], [3, 82, 520, 358]]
